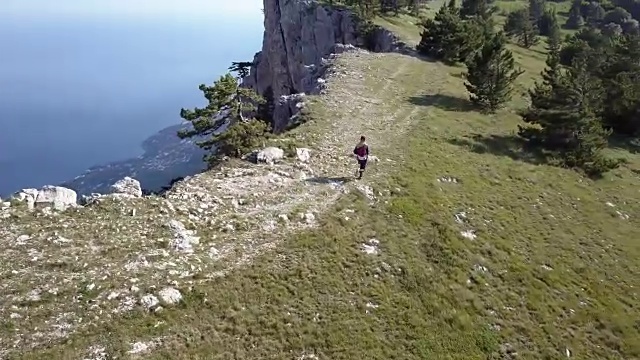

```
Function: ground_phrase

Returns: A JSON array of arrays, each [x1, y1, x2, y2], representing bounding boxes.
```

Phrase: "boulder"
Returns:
[[256, 147, 285, 165], [296, 148, 311, 163], [36, 186, 77, 210], [158, 287, 183, 305], [110, 177, 142, 197], [80, 193, 104, 205], [14, 186, 77, 211], [13, 188, 38, 202], [165, 219, 200, 253]]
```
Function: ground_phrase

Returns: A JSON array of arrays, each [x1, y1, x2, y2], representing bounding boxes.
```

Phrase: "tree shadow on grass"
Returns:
[[560, 23, 579, 31], [407, 93, 476, 112], [394, 43, 443, 63], [523, 46, 548, 57], [447, 133, 549, 165], [305, 176, 354, 185]]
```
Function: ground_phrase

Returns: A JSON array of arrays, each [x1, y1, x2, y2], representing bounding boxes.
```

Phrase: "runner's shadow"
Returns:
[[305, 176, 353, 185]]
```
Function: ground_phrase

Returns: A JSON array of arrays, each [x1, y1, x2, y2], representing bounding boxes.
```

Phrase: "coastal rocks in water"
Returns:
[[61, 123, 207, 196], [13, 186, 77, 211], [110, 177, 142, 198], [256, 147, 285, 165]]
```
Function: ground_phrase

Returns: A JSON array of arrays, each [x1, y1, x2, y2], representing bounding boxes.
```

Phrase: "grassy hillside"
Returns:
[[14, 2, 640, 359]]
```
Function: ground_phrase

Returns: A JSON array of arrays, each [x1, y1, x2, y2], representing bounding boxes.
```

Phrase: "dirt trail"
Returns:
[[0, 48, 432, 357]]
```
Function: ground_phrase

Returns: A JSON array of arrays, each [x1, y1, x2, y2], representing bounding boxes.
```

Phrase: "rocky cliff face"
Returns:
[[243, 0, 401, 132]]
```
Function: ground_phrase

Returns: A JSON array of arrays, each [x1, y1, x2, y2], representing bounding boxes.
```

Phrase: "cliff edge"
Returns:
[[244, 0, 400, 132]]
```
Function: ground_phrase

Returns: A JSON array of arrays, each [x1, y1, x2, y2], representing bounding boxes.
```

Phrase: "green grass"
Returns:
[[15, 3, 640, 360]]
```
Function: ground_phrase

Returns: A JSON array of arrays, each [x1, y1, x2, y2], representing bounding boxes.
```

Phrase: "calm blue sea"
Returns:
[[0, 0, 264, 196]]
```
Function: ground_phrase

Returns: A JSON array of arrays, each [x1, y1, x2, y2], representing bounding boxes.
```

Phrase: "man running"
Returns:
[[353, 135, 369, 180]]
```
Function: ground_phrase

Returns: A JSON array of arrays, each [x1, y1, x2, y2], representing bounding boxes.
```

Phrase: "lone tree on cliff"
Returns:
[[229, 61, 253, 79], [178, 63, 269, 163]]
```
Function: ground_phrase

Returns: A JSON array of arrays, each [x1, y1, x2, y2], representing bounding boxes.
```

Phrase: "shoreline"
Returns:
[[1, 122, 207, 198], [59, 123, 208, 196]]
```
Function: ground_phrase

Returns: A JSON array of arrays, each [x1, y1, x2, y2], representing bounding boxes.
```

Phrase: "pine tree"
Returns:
[[621, 19, 640, 35], [603, 7, 632, 26], [544, 12, 562, 86], [566, 0, 584, 29], [601, 34, 640, 135], [228, 61, 253, 79], [409, 0, 424, 15], [178, 65, 268, 163], [520, 15, 540, 48], [518, 54, 618, 175], [417, 3, 452, 58], [464, 32, 525, 112], [178, 73, 239, 147], [538, 8, 559, 36], [602, 23, 623, 38], [518, 38, 570, 146], [460, 0, 495, 20], [504, 7, 539, 48], [559, 27, 610, 71], [416, 2, 474, 63], [213, 119, 271, 159], [546, 10, 561, 47], [562, 56, 618, 175], [504, 8, 527, 36], [459, 18, 488, 62], [585, 2, 605, 26], [528, 0, 546, 23]]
